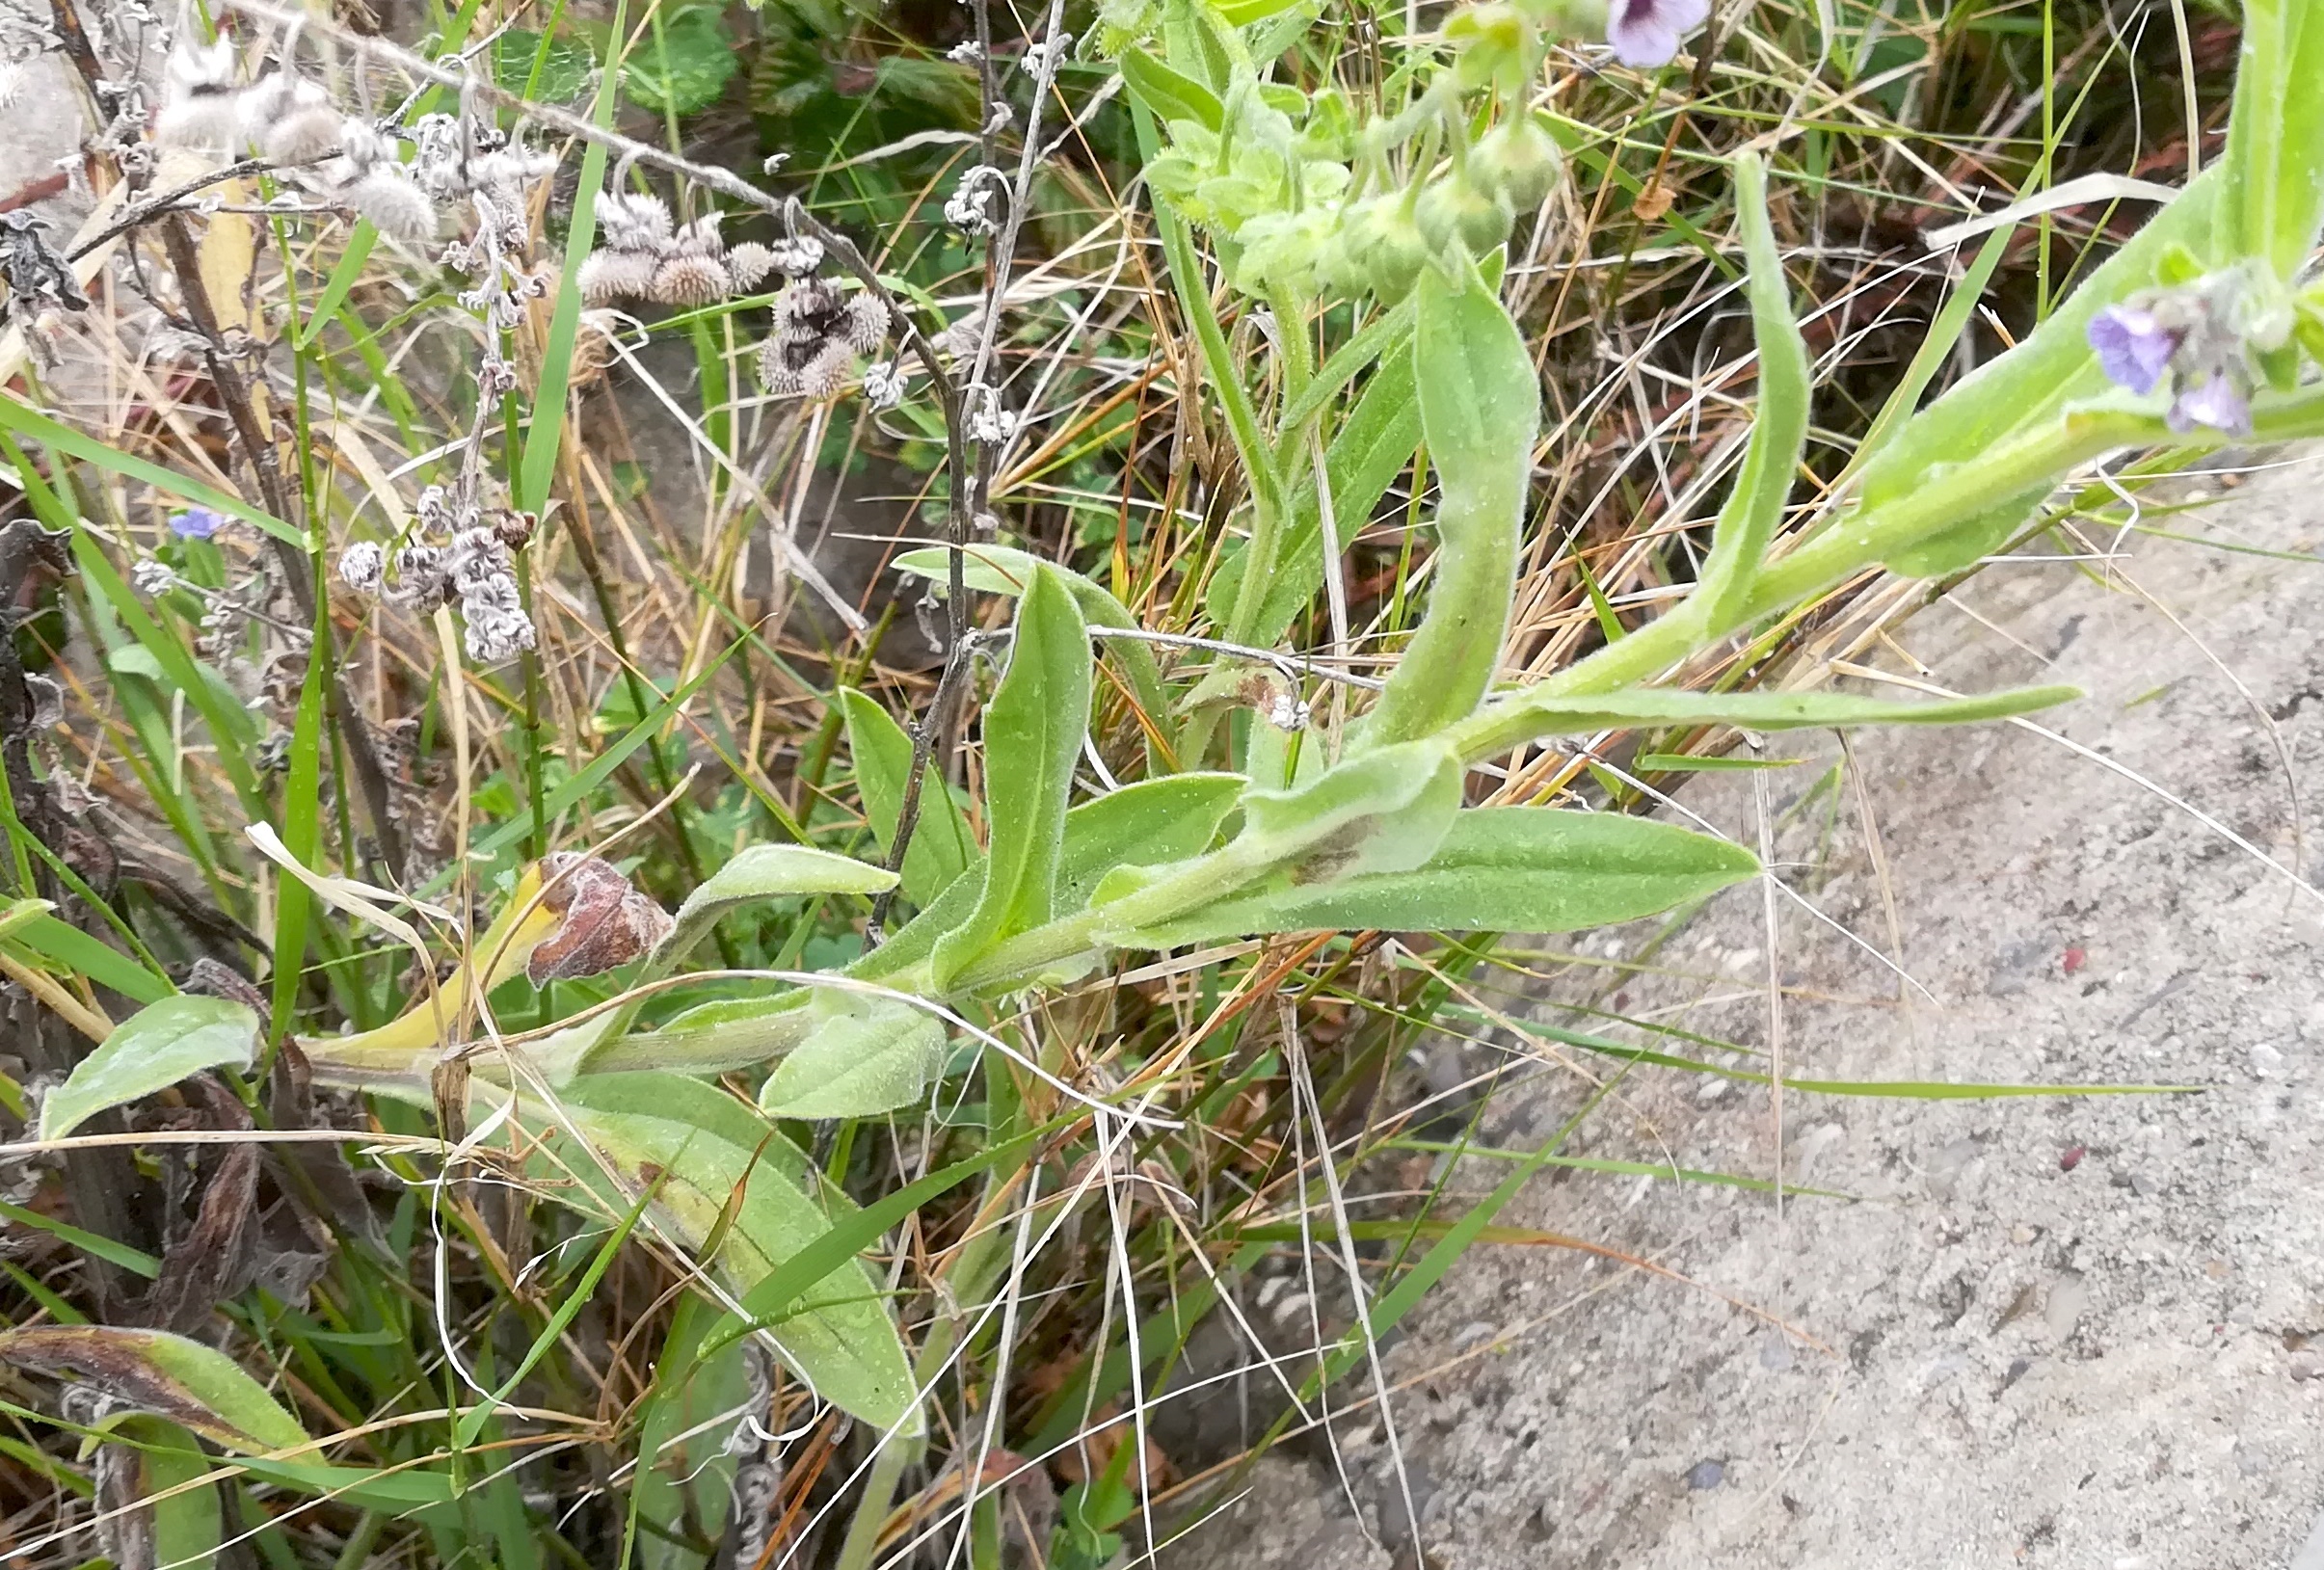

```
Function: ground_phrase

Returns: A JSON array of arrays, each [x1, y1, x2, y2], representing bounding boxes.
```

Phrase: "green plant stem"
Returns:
[[832, 1180, 1019, 1570], [871, 388, 2324, 1003], [1451, 390, 2324, 753]]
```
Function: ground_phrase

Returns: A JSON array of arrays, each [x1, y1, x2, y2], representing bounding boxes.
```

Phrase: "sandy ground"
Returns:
[[1172, 454, 2324, 1570]]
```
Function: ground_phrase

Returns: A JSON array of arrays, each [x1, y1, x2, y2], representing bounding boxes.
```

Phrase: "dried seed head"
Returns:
[[260, 80, 342, 165], [842, 293, 891, 355], [772, 277, 844, 341], [578, 246, 659, 306], [650, 252, 732, 307], [758, 333, 854, 399], [596, 190, 673, 253], [382, 543, 447, 610], [671, 212, 725, 256], [764, 235, 825, 279], [344, 168, 436, 241], [334, 118, 395, 172], [526, 853, 674, 983], [231, 71, 294, 150], [157, 39, 243, 148], [337, 541, 385, 594], [725, 241, 778, 291], [862, 359, 905, 410]]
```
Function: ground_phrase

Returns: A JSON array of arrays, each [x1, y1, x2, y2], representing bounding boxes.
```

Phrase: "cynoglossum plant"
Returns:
[[5, 1, 2324, 1568]]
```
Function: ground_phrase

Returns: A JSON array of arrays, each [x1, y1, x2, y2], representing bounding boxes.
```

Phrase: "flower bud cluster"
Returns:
[[577, 192, 818, 309], [1147, 71, 1564, 305], [757, 277, 892, 398], [338, 484, 538, 664], [2086, 264, 2298, 438]]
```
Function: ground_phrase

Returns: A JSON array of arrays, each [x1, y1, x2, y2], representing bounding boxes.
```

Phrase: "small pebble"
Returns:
[[1696, 1078, 1731, 1106], [2250, 1043, 2285, 1078], [2129, 1172, 2164, 1198], [2011, 1223, 2039, 1245], [2289, 1350, 2322, 1382], [2045, 1273, 2091, 1343], [1758, 1335, 1795, 1371], [2060, 1144, 2086, 1171], [1685, 1459, 1724, 1490]]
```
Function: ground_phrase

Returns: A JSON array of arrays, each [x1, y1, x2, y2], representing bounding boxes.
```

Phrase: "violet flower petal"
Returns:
[[2166, 376, 2252, 437], [1608, 0, 1711, 67], [2086, 305, 2179, 396], [169, 506, 223, 540]]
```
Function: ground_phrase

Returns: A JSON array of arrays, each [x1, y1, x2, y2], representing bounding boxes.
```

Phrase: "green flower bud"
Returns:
[[1338, 196, 1430, 301], [1417, 174, 1515, 258], [1443, 3, 1535, 93], [1231, 208, 1342, 300], [1470, 113, 1564, 210]]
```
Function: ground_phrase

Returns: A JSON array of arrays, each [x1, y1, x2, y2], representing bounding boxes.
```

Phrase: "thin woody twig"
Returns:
[[869, 0, 1073, 936]]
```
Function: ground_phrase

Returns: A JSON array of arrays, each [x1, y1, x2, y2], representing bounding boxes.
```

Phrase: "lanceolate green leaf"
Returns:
[[890, 547, 1174, 764], [1117, 45, 1224, 132], [40, 997, 259, 1141], [841, 688, 974, 907], [1693, 151, 1807, 633], [664, 844, 895, 961], [1109, 807, 1756, 945], [1234, 738, 1462, 876], [758, 999, 948, 1119], [1362, 258, 1537, 747], [852, 773, 1245, 985], [1452, 682, 2081, 761], [0, 1327, 308, 1455], [1055, 773, 1244, 907], [576, 994, 817, 1078], [515, 1073, 918, 1434], [2268, 0, 2324, 279], [928, 569, 1091, 990]]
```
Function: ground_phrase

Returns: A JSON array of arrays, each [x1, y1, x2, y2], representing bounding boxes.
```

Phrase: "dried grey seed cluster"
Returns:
[[0, 211, 88, 315], [578, 193, 819, 309], [338, 486, 538, 664], [944, 165, 1007, 236], [757, 277, 891, 399], [156, 38, 437, 241]]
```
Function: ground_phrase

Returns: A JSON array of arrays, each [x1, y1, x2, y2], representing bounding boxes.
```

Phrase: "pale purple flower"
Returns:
[[2086, 305, 2180, 396], [170, 507, 223, 539], [2166, 376, 2251, 437], [1607, 0, 1711, 67]]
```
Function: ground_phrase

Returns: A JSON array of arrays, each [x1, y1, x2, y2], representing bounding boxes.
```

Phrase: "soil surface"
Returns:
[[1170, 455, 2324, 1569]]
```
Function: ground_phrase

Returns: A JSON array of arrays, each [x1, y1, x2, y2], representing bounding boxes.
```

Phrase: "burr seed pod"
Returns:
[[651, 252, 733, 307], [578, 247, 659, 306], [596, 190, 674, 252], [345, 168, 437, 242], [726, 242, 778, 291], [843, 294, 891, 355]]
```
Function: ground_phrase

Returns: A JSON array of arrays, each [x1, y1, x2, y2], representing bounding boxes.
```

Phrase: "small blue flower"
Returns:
[[169, 507, 224, 540], [1607, 0, 1710, 67], [2086, 305, 2180, 396], [2166, 376, 2251, 437]]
